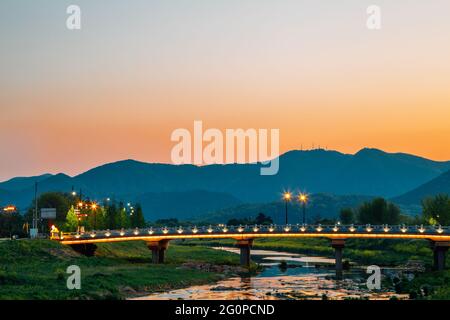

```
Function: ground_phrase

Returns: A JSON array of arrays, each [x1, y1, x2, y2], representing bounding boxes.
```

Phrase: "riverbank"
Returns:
[[0, 239, 241, 299], [179, 238, 450, 299]]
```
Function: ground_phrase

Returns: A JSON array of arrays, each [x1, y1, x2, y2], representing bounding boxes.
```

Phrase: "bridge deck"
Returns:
[[57, 225, 450, 245]]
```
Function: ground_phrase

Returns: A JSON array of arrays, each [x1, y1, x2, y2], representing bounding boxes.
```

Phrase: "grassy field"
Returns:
[[0, 239, 239, 300], [1, 238, 448, 300]]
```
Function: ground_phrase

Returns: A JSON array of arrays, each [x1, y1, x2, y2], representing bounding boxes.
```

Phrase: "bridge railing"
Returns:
[[57, 224, 449, 241]]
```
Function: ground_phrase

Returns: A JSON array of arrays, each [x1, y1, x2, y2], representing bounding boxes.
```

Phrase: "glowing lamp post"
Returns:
[[298, 193, 308, 224], [91, 203, 98, 230], [283, 192, 292, 225]]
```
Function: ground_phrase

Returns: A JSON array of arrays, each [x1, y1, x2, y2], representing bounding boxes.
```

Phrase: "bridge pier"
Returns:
[[147, 240, 170, 264], [430, 241, 449, 271], [331, 239, 345, 279], [70, 243, 97, 257], [236, 239, 253, 267]]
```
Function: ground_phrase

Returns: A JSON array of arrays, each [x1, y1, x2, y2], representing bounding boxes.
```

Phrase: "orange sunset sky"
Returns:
[[1, 0, 450, 181]]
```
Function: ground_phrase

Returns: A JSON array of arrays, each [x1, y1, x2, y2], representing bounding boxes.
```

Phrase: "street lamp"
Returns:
[[298, 193, 308, 224], [283, 192, 292, 225], [91, 203, 98, 230]]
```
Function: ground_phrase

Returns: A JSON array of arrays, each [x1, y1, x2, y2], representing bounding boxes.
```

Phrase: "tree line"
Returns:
[[338, 194, 450, 226], [0, 192, 147, 237], [1, 193, 450, 238]]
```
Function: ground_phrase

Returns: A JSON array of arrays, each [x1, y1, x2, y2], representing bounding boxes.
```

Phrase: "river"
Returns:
[[132, 247, 408, 300]]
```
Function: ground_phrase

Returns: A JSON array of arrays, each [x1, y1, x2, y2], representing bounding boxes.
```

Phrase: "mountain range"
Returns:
[[393, 170, 450, 205], [1, 148, 449, 221]]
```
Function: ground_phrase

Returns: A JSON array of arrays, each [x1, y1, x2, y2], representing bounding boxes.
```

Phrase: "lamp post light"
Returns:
[[91, 203, 98, 230], [298, 193, 308, 224], [283, 192, 292, 225]]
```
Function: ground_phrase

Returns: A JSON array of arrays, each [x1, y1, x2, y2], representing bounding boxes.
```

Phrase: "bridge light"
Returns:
[[349, 225, 356, 232], [316, 224, 323, 232], [148, 228, 154, 235], [237, 226, 244, 233], [120, 229, 125, 236], [253, 225, 259, 232], [366, 224, 373, 232], [75, 233, 81, 239], [418, 225, 425, 233], [284, 226, 291, 232], [162, 228, 169, 234], [90, 232, 96, 238], [383, 225, 390, 233], [222, 226, 229, 233], [177, 227, 184, 234], [268, 225, 275, 232], [333, 225, 339, 232], [105, 230, 111, 237], [207, 226, 214, 233], [192, 227, 198, 234], [436, 225, 444, 234], [400, 225, 408, 233], [134, 228, 140, 235]]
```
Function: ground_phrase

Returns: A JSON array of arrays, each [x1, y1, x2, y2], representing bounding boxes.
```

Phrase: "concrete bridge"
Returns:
[[55, 224, 450, 276]]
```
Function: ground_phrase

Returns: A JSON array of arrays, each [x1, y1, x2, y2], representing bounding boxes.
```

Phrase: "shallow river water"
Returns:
[[133, 247, 408, 300]]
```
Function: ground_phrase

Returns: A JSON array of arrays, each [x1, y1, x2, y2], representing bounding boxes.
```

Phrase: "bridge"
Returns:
[[54, 224, 450, 276]]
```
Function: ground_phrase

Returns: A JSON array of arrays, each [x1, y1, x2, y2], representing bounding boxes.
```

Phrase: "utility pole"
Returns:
[[31, 182, 38, 238]]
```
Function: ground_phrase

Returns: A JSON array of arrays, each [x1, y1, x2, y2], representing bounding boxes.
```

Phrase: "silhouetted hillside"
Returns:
[[134, 190, 242, 221], [0, 174, 52, 191], [393, 170, 450, 205], [73, 148, 450, 201], [1, 148, 449, 213]]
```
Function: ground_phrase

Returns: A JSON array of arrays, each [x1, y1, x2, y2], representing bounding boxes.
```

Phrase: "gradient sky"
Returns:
[[1, 0, 450, 181]]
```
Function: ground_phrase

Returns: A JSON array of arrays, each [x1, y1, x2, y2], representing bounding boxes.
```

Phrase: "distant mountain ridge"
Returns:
[[1, 148, 449, 218], [393, 170, 450, 205], [0, 174, 52, 191], [135, 190, 242, 221]]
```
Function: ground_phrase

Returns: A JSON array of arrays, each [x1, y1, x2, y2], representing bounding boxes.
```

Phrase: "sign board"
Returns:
[[30, 228, 38, 238], [41, 208, 57, 219]]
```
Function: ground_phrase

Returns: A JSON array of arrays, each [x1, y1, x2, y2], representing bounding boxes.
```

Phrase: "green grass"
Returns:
[[0, 239, 239, 300], [395, 270, 450, 299]]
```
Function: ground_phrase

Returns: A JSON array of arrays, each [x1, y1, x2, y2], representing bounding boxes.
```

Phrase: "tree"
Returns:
[[357, 198, 401, 225], [105, 203, 118, 229], [87, 206, 106, 230], [116, 202, 130, 229], [422, 194, 450, 225], [339, 208, 354, 224], [131, 204, 146, 228], [255, 213, 273, 225], [0, 210, 25, 238], [25, 192, 72, 233], [64, 206, 78, 232]]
